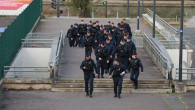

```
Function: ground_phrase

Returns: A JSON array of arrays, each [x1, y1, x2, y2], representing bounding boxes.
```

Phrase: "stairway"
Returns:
[[51, 79, 172, 93]]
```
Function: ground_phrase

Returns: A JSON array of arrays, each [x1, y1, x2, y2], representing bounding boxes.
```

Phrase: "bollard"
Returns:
[[68, 7, 70, 18], [116, 8, 119, 19]]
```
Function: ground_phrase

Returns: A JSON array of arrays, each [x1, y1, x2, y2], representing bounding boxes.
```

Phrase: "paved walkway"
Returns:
[[0, 91, 170, 110], [179, 92, 195, 110]]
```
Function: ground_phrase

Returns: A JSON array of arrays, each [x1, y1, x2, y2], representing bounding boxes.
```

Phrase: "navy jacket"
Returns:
[[80, 59, 97, 74], [109, 64, 126, 76], [105, 42, 115, 57], [126, 41, 136, 56], [127, 58, 143, 72], [95, 46, 109, 60]]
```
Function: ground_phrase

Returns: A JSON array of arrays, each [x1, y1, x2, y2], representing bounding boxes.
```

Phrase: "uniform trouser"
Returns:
[[84, 73, 94, 93], [118, 57, 129, 69], [79, 34, 84, 47], [75, 37, 80, 47], [106, 57, 114, 70], [130, 70, 139, 86], [85, 46, 92, 56], [97, 59, 107, 76], [113, 76, 123, 95], [69, 38, 76, 47], [94, 41, 99, 49]]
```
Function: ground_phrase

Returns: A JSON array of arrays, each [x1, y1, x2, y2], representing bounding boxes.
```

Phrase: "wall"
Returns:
[[167, 49, 193, 80]]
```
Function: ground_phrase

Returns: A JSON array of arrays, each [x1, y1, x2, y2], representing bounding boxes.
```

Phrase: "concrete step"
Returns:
[[53, 83, 170, 89], [51, 88, 172, 93], [55, 79, 169, 84]]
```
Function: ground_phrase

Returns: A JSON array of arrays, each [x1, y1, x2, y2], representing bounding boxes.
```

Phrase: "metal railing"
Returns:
[[146, 8, 178, 36], [52, 31, 66, 82], [132, 34, 144, 48], [143, 33, 173, 86], [21, 39, 54, 48], [26, 33, 60, 39], [176, 68, 195, 80], [146, 8, 178, 41], [4, 66, 49, 78]]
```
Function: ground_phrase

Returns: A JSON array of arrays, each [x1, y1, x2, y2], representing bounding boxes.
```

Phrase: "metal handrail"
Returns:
[[4, 66, 49, 78], [144, 33, 173, 86], [52, 31, 66, 83], [146, 8, 178, 36]]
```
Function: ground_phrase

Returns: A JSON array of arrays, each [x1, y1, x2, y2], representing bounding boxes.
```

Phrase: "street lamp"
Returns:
[[179, 0, 184, 82]]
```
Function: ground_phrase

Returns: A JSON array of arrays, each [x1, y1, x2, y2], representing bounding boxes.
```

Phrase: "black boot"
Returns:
[[118, 94, 121, 98], [114, 94, 117, 98], [105, 69, 108, 74], [86, 92, 89, 97], [135, 85, 138, 90], [101, 75, 104, 78], [89, 93, 92, 98]]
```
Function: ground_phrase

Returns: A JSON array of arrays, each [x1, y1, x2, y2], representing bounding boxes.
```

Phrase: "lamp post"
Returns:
[[152, 0, 156, 38], [179, 0, 184, 82], [137, 0, 140, 30]]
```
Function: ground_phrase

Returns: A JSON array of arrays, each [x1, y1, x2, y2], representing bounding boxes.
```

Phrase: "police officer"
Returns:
[[77, 20, 86, 47], [80, 55, 97, 97], [67, 25, 73, 47], [123, 19, 132, 38], [126, 37, 136, 57], [95, 42, 109, 78], [110, 22, 116, 34], [90, 22, 97, 38], [127, 53, 143, 90], [70, 23, 79, 47], [115, 39, 131, 69], [109, 58, 126, 98], [105, 38, 115, 73], [84, 31, 94, 56], [100, 30, 109, 43], [106, 21, 112, 31]]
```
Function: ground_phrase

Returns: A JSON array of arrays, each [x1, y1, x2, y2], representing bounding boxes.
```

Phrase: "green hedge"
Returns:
[[0, 0, 42, 78]]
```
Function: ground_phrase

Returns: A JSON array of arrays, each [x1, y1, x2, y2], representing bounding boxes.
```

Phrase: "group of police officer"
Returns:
[[67, 19, 143, 98]]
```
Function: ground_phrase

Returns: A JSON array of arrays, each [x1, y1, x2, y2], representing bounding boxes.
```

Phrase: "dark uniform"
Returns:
[[95, 43, 109, 78], [70, 24, 79, 47], [127, 57, 143, 89], [126, 39, 136, 57], [105, 39, 115, 72], [80, 57, 97, 97], [115, 41, 131, 68], [77, 22, 86, 47], [67, 25, 73, 47], [109, 60, 126, 98], [84, 32, 94, 56]]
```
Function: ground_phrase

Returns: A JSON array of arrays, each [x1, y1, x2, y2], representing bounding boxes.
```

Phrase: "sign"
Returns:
[[0, 0, 33, 15]]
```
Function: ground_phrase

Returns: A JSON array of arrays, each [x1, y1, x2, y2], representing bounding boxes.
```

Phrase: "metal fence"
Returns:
[[0, 0, 42, 79], [176, 68, 195, 80], [4, 66, 49, 78], [146, 8, 178, 40], [52, 31, 66, 81], [143, 33, 173, 85]]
